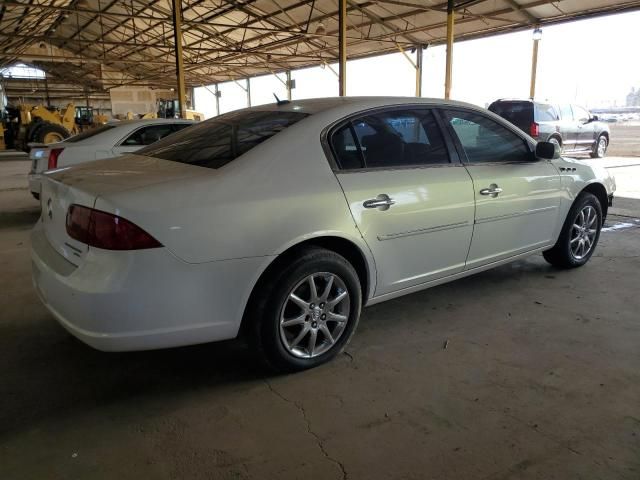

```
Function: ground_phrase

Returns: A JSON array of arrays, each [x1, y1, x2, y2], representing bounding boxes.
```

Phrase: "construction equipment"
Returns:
[[1, 103, 76, 150], [157, 99, 204, 121], [75, 106, 108, 132], [0, 103, 110, 151]]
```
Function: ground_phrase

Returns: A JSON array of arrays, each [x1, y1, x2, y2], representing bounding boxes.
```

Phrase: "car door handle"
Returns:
[[479, 185, 503, 197], [363, 194, 395, 210]]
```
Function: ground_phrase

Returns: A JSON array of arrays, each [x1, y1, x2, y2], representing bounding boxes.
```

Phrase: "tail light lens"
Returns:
[[530, 122, 539, 137], [48, 148, 64, 169], [66, 205, 162, 250]]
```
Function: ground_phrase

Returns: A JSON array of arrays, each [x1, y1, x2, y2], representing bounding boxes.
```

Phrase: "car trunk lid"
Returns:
[[40, 154, 205, 263]]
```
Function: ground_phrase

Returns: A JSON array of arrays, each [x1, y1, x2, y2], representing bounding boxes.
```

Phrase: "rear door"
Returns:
[[441, 108, 563, 269], [330, 106, 475, 296], [557, 104, 578, 151]]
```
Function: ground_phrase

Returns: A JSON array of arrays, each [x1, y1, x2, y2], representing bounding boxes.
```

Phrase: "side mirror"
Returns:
[[536, 141, 561, 160], [591, 115, 599, 122]]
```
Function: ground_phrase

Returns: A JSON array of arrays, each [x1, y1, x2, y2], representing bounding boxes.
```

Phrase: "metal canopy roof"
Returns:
[[1, 0, 639, 93]]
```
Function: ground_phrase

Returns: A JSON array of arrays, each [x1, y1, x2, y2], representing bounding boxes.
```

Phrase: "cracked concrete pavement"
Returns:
[[1, 158, 639, 479]]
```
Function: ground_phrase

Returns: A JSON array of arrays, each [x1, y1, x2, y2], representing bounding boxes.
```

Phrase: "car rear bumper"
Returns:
[[31, 220, 271, 352], [28, 173, 41, 196]]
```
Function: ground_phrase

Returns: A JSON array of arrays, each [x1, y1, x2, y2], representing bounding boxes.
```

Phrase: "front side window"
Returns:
[[444, 110, 532, 164], [333, 109, 449, 169], [138, 110, 309, 169], [572, 105, 590, 123]]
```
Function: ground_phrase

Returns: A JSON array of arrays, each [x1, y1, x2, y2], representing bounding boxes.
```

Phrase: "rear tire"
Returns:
[[590, 134, 607, 158], [548, 136, 562, 153], [246, 247, 362, 372], [543, 192, 602, 268], [32, 122, 70, 144]]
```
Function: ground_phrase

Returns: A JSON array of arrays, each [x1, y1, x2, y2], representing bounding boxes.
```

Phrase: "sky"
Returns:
[[193, 9, 640, 119]]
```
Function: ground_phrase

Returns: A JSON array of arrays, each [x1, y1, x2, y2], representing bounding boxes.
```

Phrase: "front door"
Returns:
[[330, 107, 475, 296], [573, 105, 596, 152], [441, 108, 563, 270]]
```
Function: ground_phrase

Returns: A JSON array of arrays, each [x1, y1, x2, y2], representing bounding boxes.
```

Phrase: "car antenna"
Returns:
[[273, 93, 290, 106]]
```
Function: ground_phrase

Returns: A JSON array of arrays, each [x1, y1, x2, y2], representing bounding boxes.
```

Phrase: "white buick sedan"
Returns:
[[32, 97, 615, 371]]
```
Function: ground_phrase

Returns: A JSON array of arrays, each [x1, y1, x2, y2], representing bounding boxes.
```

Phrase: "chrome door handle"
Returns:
[[363, 194, 395, 210], [479, 184, 503, 197]]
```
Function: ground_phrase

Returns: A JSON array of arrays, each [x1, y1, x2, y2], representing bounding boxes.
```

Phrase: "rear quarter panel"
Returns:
[[93, 115, 373, 269]]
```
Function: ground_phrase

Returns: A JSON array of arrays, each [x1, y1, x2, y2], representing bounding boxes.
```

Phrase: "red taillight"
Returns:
[[48, 148, 64, 169], [530, 122, 539, 137], [66, 204, 162, 250]]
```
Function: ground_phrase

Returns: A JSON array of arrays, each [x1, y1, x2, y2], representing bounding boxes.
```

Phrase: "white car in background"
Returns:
[[28, 118, 195, 199], [31, 97, 615, 372]]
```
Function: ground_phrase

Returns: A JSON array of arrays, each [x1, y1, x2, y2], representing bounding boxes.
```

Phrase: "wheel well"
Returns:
[[548, 134, 562, 145], [581, 183, 609, 219], [238, 236, 371, 337], [599, 131, 609, 142]]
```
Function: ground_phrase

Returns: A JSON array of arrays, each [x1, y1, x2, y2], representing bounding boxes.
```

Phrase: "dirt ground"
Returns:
[[1, 159, 639, 480]]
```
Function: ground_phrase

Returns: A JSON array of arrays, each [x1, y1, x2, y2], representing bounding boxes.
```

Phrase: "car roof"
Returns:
[[247, 96, 487, 116], [106, 118, 196, 126]]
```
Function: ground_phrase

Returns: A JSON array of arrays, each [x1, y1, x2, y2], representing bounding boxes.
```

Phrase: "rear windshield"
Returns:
[[65, 124, 116, 143], [137, 110, 309, 169], [488, 101, 533, 129]]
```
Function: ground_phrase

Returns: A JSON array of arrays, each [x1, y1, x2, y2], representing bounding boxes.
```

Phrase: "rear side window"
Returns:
[[138, 110, 309, 169], [444, 109, 532, 164], [65, 124, 116, 143], [488, 101, 532, 130], [535, 103, 559, 121], [122, 124, 176, 146], [559, 104, 574, 121], [332, 109, 449, 169], [331, 126, 363, 169]]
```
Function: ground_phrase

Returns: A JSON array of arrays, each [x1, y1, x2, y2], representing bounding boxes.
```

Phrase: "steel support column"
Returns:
[[286, 71, 292, 101], [246, 78, 251, 107], [416, 45, 424, 97], [444, 0, 455, 100], [171, 0, 187, 118], [214, 83, 220, 116], [338, 0, 347, 97], [530, 35, 540, 99]]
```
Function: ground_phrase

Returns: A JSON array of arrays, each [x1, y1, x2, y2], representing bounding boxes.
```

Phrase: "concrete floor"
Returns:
[[1, 158, 639, 480]]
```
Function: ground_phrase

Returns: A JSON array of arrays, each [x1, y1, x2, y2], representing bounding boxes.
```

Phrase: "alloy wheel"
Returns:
[[570, 205, 598, 260], [279, 272, 351, 359], [597, 137, 607, 157]]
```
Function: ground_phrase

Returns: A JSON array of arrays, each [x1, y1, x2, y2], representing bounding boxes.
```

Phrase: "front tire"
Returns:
[[590, 134, 608, 158], [543, 192, 602, 268], [247, 247, 362, 372]]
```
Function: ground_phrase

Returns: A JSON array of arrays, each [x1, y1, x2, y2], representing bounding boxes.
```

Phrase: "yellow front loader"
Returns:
[[1, 103, 78, 150]]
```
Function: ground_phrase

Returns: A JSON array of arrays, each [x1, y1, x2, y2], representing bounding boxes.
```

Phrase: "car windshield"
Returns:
[[64, 124, 116, 143], [137, 110, 310, 169]]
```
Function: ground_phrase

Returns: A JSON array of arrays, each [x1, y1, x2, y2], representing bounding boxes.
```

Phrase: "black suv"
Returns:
[[488, 99, 610, 158]]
